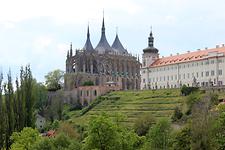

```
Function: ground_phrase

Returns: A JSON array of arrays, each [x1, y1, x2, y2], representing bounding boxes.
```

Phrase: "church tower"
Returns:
[[142, 29, 159, 67], [141, 28, 159, 89]]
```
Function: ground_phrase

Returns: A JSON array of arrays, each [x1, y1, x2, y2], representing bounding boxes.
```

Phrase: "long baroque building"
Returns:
[[141, 31, 225, 89], [64, 17, 141, 92]]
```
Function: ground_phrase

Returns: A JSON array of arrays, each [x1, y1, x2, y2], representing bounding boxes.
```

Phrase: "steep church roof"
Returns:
[[95, 17, 113, 53], [112, 33, 128, 54], [83, 25, 94, 51]]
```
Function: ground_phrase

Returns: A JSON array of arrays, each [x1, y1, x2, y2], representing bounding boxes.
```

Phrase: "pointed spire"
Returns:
[[112, 30, 128, 54], [83, 24, 94, 51], [95, 11, 112, 53], [70, 42, 73, 57], [102, 10, 105, 34], [67, 50, 69, 59], [148, 26, 154, 47]]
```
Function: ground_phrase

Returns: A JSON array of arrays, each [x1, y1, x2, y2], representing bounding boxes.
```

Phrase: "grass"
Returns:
[[68, 89, 183, 127], [67, 89, 225, 128]]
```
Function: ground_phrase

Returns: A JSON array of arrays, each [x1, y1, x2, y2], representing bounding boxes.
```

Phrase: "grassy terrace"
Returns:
[[69, 89, 189, 127], [69, 89, 225, 127]]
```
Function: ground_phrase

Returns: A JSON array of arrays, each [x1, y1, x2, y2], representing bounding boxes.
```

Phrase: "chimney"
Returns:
[[205, 47, 208, 50], [216, 45, 220, 48], [170, 54, 173, 56], [222, 44, 225, 47], [197, 49, 201, 51], [187, 50, 190, 53], [176, 53, 179, 55]]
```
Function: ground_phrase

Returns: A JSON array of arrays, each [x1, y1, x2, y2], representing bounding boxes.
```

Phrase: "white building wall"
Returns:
[[141, 56, 225, 89]]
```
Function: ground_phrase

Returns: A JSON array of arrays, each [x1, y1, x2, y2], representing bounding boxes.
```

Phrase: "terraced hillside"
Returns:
[[70, 89, 186, 127]]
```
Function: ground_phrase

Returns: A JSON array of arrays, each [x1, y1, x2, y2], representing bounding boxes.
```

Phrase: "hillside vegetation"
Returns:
[[70, 89, 188, 127]]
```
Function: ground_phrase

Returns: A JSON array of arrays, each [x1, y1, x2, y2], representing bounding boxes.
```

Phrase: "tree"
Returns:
[[4, 71, 15, 150], [10, 127, 41, 150], [84, 114, 120, 150], [145, 118, 171, 150], [33, 81, 48, 116], [172, 125, 191, 150], [190, 95, 216, 150], [213, 112, 225, 150], [45, 69, 64, 91], [133, 113, 155, 136], [0, 73, 5, 149]]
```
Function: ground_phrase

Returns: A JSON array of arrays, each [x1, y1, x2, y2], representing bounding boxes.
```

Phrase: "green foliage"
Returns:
[[171, 106, 183, 122], [145, 118, 171, 150], [45, 69, 64, 91], [181, 85, 199, 96], [190, 95, 216, 150], [185, 92, 201, 115], [33, 81, 48, 115], [32, 138, 55, 150], [172, 126, 191, 150], [80, 96, 104, 116], [84, 113, 140, 150], [82, 80, 94, 86], [134, 113, 156, 136], [209, 92, 219, 106], [213, 112, 225, 150], [0, 73, 5, 149], [10, 127, 41, 150]]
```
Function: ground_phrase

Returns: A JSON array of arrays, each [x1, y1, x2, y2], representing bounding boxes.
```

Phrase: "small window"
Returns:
[[218, 70, 223, 75], [206, 71, 209, 76], [211, 70, 215, 76]]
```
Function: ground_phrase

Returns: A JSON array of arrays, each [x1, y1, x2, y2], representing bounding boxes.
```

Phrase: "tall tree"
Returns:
[[0, 73, 5, 149], [4, 71, 15, 150]]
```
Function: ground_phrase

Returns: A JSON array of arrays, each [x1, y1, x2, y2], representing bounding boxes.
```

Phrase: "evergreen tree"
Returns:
[[4, 71, 15, 150], [0, 73, 5, 149]]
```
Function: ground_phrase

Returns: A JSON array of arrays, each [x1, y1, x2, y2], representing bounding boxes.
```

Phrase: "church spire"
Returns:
[[102, 10, 105, 35], [70, 42, 73, 57], [148, 26, 154, 47], [95, 11, 112, 53], [83, 24, 94, 51]]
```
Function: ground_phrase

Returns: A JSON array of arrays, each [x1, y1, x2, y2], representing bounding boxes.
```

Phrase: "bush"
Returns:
[[181, 85, 199, 96], [134, 113, 156, 136], [171, 107, 183, 122], [82, 81, 94, 86]]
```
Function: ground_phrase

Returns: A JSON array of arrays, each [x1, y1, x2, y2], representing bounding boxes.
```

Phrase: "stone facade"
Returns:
[[64, 16, 141, 104]]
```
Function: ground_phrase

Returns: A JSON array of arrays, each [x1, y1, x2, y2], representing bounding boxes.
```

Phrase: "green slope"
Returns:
[[70, 89, 186, 127]]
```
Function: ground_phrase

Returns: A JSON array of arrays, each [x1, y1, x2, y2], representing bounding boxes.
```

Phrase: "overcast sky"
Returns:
[[0, 0, 225, 82]]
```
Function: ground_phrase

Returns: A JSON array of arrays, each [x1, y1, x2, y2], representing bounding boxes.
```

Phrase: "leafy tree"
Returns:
[[145, 118, 171, 150], [31, 138, 55, 150], [84, 114, 120, 150], [213, 112, 225, 150], [45, 69, 64, 91], [172, 125, 191, 150], [134, 113, 155, 136], [57, 122, 80, 140], [10, 127, 41, 150]]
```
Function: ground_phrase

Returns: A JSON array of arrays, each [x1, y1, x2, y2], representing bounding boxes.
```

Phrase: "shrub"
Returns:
[[181, 85, 199, 96], [82, 81, 94, 86], [134, 113, 156, 136], [171, 107, 183, 122]]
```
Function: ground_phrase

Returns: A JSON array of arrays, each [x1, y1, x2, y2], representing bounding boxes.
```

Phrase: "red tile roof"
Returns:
[[150, 46, 225, 67]]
